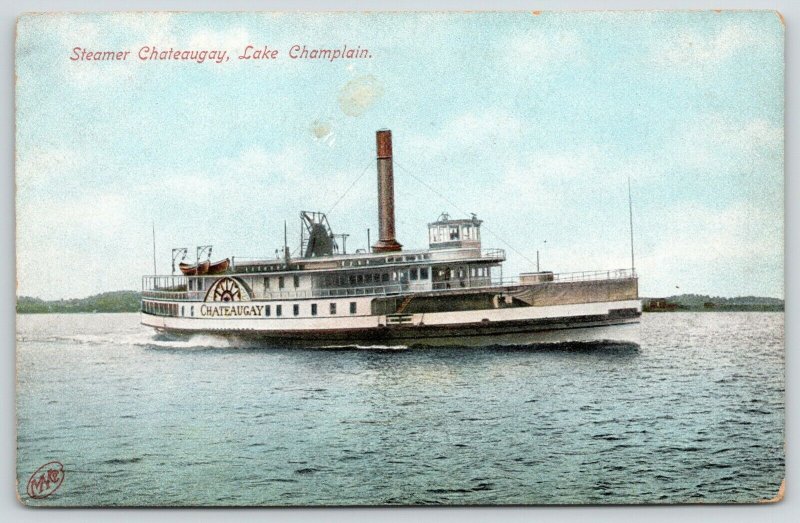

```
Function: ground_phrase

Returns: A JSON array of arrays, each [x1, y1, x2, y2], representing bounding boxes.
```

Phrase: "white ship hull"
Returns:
[[141, 299, 641, 348]]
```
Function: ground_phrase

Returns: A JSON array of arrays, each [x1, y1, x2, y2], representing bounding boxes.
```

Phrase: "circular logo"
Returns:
[[26, 461, 65, 499]]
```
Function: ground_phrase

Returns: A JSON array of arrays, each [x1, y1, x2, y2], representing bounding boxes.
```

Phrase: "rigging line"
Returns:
[[393, 159, 538, 267], [326, 157, 374, 216]]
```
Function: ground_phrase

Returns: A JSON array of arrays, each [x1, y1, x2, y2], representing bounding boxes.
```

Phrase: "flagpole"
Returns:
[[628, 176, 635, 272], [152, 222, 157, 275]]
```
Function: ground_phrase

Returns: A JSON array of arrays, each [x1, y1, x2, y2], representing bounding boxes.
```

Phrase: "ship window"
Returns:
[[365, 274, 372, 284], [189, 280, 194, 291], [191, 306, 194, 317], [330, 303, 337, 314], [279, 277, 285, 289], [357, 274, 363, 284], [350, 302, 357, 314], [181, 306, 184, 316], [293, 304, 299, 316], [411, 268, 418, 280], [311, 303, 317, 316], [450, 226, 459, 240], [293, 275, 300, 288], [381, 273, 389, 283], [276, 305, 282, 316], [265, 305, 271, 317], [264, 277, 269, 289], [462, 225, 471, 239], [349, 275, 356, 285]]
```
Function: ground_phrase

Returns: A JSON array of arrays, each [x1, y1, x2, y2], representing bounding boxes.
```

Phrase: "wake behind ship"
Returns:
[[141, 130, 641, 347]]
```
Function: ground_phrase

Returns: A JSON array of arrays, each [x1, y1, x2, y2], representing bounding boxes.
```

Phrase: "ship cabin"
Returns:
[[143, 212, 504, 303], [141, 214, 505, 316]]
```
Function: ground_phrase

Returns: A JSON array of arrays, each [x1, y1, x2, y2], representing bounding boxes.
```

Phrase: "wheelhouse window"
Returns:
[[449, 225, 459, 240], [350, 302, 357, 314]]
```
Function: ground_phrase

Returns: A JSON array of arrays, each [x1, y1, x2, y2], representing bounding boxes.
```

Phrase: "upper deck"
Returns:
[[142, 265, 637, 303], [143, 246, 506, 301], [231, 246, 505, 274]]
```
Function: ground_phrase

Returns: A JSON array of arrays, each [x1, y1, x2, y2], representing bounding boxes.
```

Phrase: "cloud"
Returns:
[[663, 114, 783, 183], [406, 108, 524, 158], [218, 146, 306, 183], [650, 23, 773, 68], [636, 200, 783, 296], [16, 147, 85, 188], [502, 30, 585, 72]]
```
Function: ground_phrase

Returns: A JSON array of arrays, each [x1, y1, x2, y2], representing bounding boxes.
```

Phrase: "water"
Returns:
[[16, 312, 784, 506]]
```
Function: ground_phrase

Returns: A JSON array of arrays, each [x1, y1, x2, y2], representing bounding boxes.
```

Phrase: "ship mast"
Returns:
[[628, 176, 635, 272]]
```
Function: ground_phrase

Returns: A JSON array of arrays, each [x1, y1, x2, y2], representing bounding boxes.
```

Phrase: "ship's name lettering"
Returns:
[[200, 304, 264, 318]]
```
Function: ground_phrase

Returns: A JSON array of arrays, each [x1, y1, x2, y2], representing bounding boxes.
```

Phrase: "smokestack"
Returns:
[[372, 129, 402, 253]]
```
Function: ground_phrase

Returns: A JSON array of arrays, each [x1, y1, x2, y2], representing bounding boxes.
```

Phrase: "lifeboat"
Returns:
[[179, 260, 210, 275], [207, 258, 231, 275]]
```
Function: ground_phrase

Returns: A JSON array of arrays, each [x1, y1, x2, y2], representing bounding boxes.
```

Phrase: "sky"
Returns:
[[15, 11, 784, 300]]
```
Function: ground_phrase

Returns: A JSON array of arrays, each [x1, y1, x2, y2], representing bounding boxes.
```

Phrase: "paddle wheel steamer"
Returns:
[[141, 130, 641, 346]]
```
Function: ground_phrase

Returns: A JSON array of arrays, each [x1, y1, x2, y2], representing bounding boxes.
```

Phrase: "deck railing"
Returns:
[[141, 268, 636, 303]]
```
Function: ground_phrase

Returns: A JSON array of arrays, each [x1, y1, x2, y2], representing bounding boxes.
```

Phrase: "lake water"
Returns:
[[16, 312, 784, 506]]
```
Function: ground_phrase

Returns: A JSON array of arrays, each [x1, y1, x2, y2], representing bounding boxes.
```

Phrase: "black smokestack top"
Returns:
[[372, 129, 402, 253]]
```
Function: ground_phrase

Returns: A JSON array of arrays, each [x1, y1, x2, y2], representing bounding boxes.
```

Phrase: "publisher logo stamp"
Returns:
[[26, 461, 65, 499]]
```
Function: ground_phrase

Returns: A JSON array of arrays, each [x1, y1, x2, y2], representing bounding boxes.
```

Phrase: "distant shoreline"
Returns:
[[17, 291, 141, 314], [642, 295, 783, 313], [16, 291, 784, 314]]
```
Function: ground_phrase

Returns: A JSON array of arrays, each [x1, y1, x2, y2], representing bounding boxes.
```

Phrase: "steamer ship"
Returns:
[[141, 130, 641, 347]]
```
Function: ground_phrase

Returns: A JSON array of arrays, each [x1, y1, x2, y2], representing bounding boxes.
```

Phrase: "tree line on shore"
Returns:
[[16, 291, 784, 314]]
